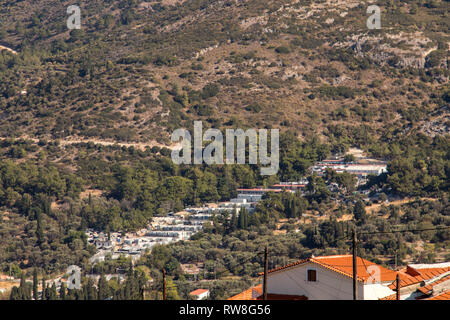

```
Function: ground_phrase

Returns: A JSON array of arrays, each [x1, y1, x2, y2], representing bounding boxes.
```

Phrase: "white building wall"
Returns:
[[363, 283, 396, 300], [237, 194, 262, 202], [267, 262, 364, 300], [197, 291, 210, 300]]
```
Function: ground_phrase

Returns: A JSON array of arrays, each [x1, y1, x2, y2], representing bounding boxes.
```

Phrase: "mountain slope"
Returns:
[[0, 0, 448, 147]]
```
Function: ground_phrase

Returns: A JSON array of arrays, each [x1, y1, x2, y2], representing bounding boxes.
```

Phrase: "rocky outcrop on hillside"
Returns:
[[421, 107, 450, 137], [338, 32, 439, 69]]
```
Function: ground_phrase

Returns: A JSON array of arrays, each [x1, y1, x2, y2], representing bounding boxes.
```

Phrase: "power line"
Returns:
[[358, 225, 450, 236], [214, 250, 264, 278], [166, 225, 449, 294], [215, 225, 449, 278], [360, 254, 370, 282]]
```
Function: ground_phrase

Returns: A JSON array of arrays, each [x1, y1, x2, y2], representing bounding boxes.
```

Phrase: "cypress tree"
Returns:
[[353, 200, 367, 224], [32, 268, 38, 300], [41, 278, 46, 300], [74, 289, 83, 300], [98, 275, 108, 300], [85, 277, 96, 300], [59, 282, 66, 300], [36, 212, 44, 246], [43, 197, 52, 215], [50, 283, 57, 300], [230, 208, 238, 232], [238, 210, 245, 229], [10, 286, 20, 300], [45, 284, 51, 300], [15, 274, 31, 300], [241, 207, 248, 229], [19, 274, 26, 300], [118, 287, 125, 300], [125, 279, 132, 299]]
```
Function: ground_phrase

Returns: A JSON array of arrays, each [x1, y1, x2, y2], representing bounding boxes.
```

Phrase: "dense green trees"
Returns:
[[238, 207, 249, 230], [279, 132, 330, 181], [0, 160, 83, 210], [368, 133, 449, 197], [165, 278, 180, 300], [250, 191, 307, 225], [306, 175, 331, 204], [10, 274, 32, 300], [10, 267, 149, 301], [353, 200, 367, 224]]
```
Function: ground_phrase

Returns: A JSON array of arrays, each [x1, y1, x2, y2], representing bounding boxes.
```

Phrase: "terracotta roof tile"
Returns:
[[255, 294, 308, 300], [227, 285, 262, 300], [237, 188, 283, 192], [388, 267, 450, 290], [417, 274, 450, 295], [189, 289, 209, 296], [379, 293, 398, 300], [262, 258, 309, 275], [227, 284, 308, 301], [426, 291, 450, 300]]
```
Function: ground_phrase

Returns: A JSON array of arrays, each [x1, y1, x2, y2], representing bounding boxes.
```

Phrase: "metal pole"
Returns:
[[263, 246, 268, 300], [396, 274, 400, 300], [352, 229, 358, 300], [163, 269, 166, 301], [395, 251, 398, 270]]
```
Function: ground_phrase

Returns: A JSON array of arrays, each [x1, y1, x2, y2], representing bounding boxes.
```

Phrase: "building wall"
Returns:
[[363, 283, 396, 300], [194, 291, 209, 300], [433, 279, 450, 296], [267, 262, 364, 300]]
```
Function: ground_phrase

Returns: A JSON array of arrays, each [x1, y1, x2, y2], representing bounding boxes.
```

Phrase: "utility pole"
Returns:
[[394, 250, 398, 270], [396, 274, 400, 301], [352, 229, 358, 300], [263, 246, 268, 301], [395, 234, 400, 270], [162, 269, 166, 301]]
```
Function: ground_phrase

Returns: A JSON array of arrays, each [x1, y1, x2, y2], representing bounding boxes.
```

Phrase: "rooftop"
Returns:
[[417, 274, 450, 295], [263, 255, 398, 283], [426, 291, 450, 300], [389, 265, 450, 290], [189, 289, 209, 296], [228, 285, 262, 300], [237, 188, 284, 192]]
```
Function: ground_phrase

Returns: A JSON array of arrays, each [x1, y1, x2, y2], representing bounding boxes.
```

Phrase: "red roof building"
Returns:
[[229, 255, 398, 300], [189, 289, 210, 300], [228, 257, 450, 301]]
